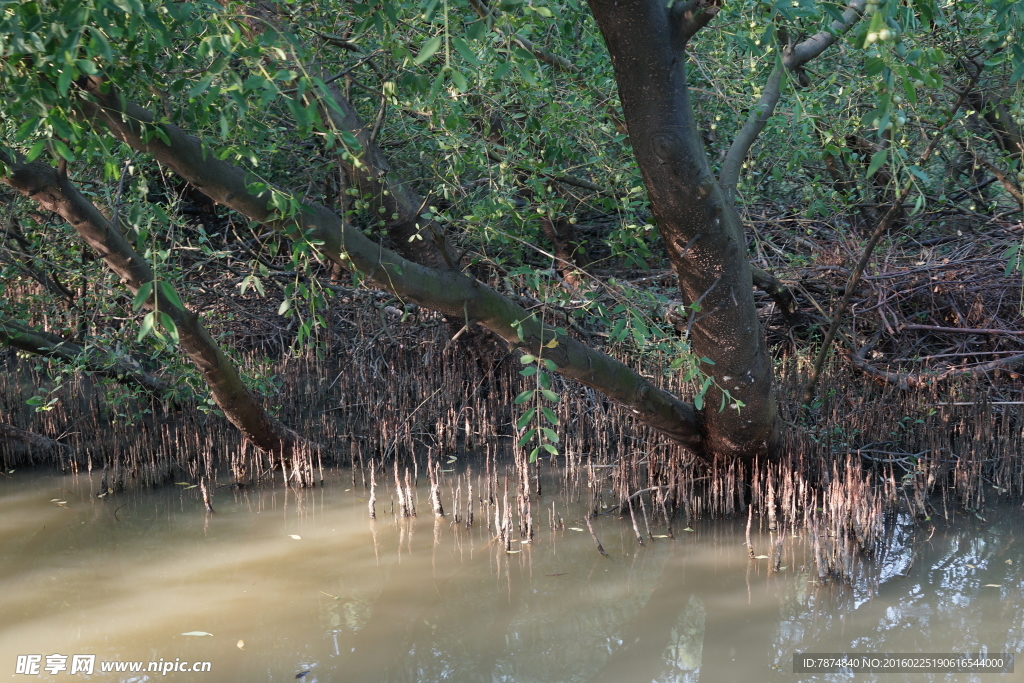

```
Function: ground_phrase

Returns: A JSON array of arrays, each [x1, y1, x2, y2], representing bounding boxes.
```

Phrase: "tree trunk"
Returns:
[[0, 153, 304, 458], [587, 0, 779, 460]]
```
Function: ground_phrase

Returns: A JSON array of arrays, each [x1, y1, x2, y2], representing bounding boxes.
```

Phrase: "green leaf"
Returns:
[[540, 389, 558, 402], [520, 354, 537, 364], [450, 70, 468, 92], [158, 281, 184, 311], [159, 312, 179, 344], [514, 389, 535, 404], [866, 148, 888, 178], [541, 427, 559, 443], [51, 139, 74, 162], [610, 318, 628, 343], [414, 36, 442, 65], [132, 282, 154, 311], [278, 298, 291, 315], [452, 37, 479, 65], [188, 75, 214, 99], [517, 428, 537, 447], [542, 406, 559, 425], [517, 408, 536, 429], [25, 140, 46, 163], [75, 58, 98, 75], [519, 365, 538, 377], [58, 66, 74, 96], [492, 61, 513, 80], [137, 311, 156, 341]]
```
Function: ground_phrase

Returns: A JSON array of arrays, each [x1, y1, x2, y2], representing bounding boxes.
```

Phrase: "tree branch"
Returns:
[[782, 0, 868, 72], [315, 77, 461, 271], [719, 0, 866, 199], [0, 313, 168, 394], [73, 77, 705, 450], [0, 422, 70, 453], [672, 0, 721, 48], [465, 0, 577, 72], [719, 64, 783, 201], [749, 264, 800, 322], [0, 146, 305, 457]]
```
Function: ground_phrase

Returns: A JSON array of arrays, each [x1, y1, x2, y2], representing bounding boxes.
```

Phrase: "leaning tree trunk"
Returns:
[[587, 0, 779, 460], [0, 152, 305, 458]]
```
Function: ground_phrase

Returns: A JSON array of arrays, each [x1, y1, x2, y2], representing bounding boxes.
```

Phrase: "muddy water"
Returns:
[[1, 470, 1022, 683]]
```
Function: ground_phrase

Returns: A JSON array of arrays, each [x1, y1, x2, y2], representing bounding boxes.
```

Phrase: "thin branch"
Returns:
[[719, 0, 866, 198], [672, 0, 721, 48], [720, 63, 783, 201], [749, 263, 800, 322], [803, 66, 983, 405], [900, 323, 1024, 337], [465, 0, 577, 73], [783, 0, 868, 72]]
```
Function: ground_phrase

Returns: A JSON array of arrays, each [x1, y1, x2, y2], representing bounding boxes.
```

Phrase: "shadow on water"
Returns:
[[1, 470, 1022, 683]]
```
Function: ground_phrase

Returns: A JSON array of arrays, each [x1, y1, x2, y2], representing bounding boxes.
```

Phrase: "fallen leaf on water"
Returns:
[[568, 527, 584, 531], [236, 640, 244, 650], [653, 535, 669, 538], [180, 631, 212, 637], [983, 584, 1002, 588], [1006, 559, 1014, 565], [506, 549, 521, 554], [754, 555, 770, 559], [682, 527, 694, 532], [319, 591, 341, 600], [182, 485, 197, 490], [175, 482, 191, 486], [289, 535, 302, 540], [966, 564, 976, 569]]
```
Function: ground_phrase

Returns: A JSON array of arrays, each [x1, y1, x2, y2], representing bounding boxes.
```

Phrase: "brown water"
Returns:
[[1, 469, 1022, 683]]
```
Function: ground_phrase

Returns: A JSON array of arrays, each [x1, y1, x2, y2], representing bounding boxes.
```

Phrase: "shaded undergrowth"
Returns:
[[1, 296, 1022, 583]]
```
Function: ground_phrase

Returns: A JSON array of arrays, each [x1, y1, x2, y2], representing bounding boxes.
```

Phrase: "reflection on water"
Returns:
[[1, 470, 1021, 682]]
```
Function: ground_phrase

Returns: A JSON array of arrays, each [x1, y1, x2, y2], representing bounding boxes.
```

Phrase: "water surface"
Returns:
[[1, 470, 1021, 682]]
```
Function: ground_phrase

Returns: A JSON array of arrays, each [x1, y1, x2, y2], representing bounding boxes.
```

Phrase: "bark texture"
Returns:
[[0, 151, 302, 456], [588, 0, 779, 459]]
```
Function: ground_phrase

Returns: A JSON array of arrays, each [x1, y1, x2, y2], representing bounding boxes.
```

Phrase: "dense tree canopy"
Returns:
[[1, 0, 1022, 466]]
